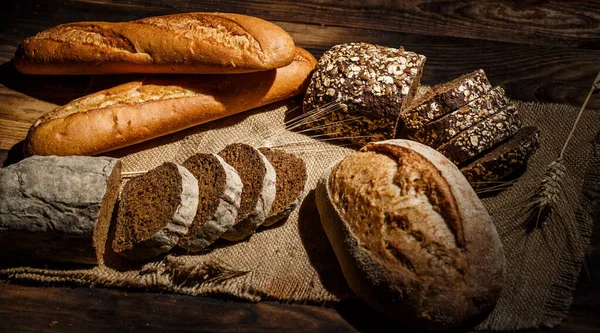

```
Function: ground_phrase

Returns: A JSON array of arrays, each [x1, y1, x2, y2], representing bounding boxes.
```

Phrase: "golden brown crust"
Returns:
[[316, 139, 505, 330], [24, 47, 317, 156], [14, 12, 296, 75]]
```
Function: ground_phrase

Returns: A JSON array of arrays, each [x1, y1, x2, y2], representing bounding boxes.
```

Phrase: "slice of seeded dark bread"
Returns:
[[411, 86, 511, 148], [400, 69, 492, 132], [258, 147, 308, 226], [302, 42, 426, 146], [461, 126, 540, 187], [437, 105, 521, 165]]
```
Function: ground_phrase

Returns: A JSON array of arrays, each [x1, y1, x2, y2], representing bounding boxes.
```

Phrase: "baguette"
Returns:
[[14, 12, 296, 75], [24, 47, 317, 157]]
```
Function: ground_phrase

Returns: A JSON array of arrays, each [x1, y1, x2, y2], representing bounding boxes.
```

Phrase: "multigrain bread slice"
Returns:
[[218, 144, 276, 241], [302, 42, 426, 146], [178, 153, 243, 252], [113, 162, 198, 262], [400, 69, 492, 132], [411, 86, 511, 148], [315, 139, 505, 330], [258, 148, 308, 226], [461, 126, 540, 187], [15, 12, 296, 75], [437, 105, 521, 165], [0, 156, 121, 265]]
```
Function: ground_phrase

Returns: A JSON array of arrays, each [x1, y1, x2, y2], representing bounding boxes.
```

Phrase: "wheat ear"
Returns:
[[526, 71, 599, 230]]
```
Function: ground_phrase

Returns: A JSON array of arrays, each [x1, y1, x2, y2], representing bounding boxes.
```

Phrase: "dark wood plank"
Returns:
[[3, 0, 599, 49]]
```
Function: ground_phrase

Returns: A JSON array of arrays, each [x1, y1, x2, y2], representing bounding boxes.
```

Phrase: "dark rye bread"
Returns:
[[315, 139, 505, 329], [437, 105, 521, 165], [400, 69, 492, 132], [258, 148, 308, 226], [178, 153, 243, 252], [461, 126, 540, 187], [411, 86, 511, 148], [113, 162, 198, 262], [219, 144, 276, 241], [303, 42, 426, 146], [0, 156, 121, 265]]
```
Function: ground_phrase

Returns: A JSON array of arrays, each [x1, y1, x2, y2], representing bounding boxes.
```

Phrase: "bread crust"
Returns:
[[14, 12, 296, 75], [24, 47, 317, 156], [316, 139, 505, 330]]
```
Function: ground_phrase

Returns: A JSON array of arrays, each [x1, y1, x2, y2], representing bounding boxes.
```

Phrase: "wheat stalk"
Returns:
[[526, 71, 599, 230]]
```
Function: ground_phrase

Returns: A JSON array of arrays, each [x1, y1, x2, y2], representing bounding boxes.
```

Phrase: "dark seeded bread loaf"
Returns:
[[15, 12, 296, 75], [437, 105, 521, 165], [411, 86, 511, 148], [258, 148, 308, 226], [0, 156, 121, 265], [315, 139, 505, 330], [461, 126, 540, 187], [400, 69, 492, 131], [218, 144, 276, 241], [113, 162, 198, 262], [178, 153, 243, 252], [303, 42, 426, 145]]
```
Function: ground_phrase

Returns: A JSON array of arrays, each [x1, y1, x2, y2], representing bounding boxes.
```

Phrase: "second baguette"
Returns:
[[24, 47, 317, 157]]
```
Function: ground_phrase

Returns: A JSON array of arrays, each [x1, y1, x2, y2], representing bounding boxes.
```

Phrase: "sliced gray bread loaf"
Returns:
[[411, 86, 511, 148], [437, 105, 521, 165], [178, 153, 243, 252], [0, 155, 121, 265], [219, 143, 276, 241], [258, 147, 308, 226], [400, 69, 492, 132], [461, 126, 540, 187], [112, 162, 198, 262]]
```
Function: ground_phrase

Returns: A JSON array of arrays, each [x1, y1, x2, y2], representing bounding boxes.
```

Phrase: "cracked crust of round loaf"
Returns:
[[315, 139, 505, 330]]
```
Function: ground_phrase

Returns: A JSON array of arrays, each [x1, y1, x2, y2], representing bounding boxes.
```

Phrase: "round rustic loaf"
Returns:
[[315, 139, 506, 330]]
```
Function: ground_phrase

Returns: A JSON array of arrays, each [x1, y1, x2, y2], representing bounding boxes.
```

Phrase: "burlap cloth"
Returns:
[[1, 97, 598, 331]]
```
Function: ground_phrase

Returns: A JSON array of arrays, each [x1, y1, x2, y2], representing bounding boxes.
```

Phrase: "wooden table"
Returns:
[[1, 1, 599, 331]]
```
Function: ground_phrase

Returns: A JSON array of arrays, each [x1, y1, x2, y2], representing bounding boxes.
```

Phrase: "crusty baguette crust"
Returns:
[[14, 12, 296, 75], [24, 47, 317, 156]]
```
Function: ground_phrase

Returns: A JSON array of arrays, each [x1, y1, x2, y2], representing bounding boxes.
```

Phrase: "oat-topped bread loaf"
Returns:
[[178, 153, 243, 252], [15, 12, 296, 75], [258, 148, 308, 226], [400, 69, 492, 131], [218, 144, 276, 241], [316, 139, 505, 330], [303, 42, 426, 145], [0, 156, 121, 265], [437, 105, 521, 165], [113, 162, 198, 262], [411, 86, 511, 148], [461, 126, 540, 187]]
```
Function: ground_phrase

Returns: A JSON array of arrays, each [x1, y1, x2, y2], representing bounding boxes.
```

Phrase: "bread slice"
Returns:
[[411, 86, 511, 148], [302, 42, 426, 146], [400, 69, 492, 131], [178, 153, 243, 252], [15, 12, 296, 75], [437, 105, 521, 165], [461, 126, 540, 187], [0, 156, 121, 265], [218, 144, 276, 241], [258, 148, 308, 226], [113, 162, 198, 262], [315, 139, 505, 329]]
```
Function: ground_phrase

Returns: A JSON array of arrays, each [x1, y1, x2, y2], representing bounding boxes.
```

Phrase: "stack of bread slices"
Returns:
[[0, 144, 307, 264], [399, 70, 540, 188], [113, 143, 307, 262]]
